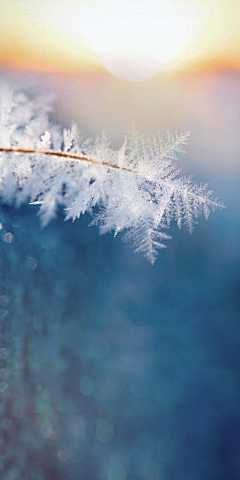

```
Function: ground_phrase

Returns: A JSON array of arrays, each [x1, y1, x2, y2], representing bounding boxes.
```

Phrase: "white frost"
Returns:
[[0, 83, 225, 264]]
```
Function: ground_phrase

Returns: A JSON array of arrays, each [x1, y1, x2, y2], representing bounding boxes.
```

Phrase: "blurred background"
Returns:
[[0, 1, 239, 480]]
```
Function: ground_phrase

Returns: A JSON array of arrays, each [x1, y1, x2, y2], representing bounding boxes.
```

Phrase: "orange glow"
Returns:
[[0, 0, 240, 78], [0, 41, 103, 74], [1, 41, 240, 80]]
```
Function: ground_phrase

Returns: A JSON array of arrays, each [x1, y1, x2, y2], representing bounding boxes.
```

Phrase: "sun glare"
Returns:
[[84, 1, 199, 81], [0, 0, 211, 78]]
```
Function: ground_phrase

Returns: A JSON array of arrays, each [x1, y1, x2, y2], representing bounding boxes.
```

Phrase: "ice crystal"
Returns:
[[0, 82, 225, 264]]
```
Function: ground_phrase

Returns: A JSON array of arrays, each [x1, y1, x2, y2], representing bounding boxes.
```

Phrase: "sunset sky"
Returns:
[[1, 0, 240, 79], [1, 0, 240, 178]]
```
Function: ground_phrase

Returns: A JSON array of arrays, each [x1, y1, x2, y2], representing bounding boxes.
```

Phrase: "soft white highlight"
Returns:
[[0, 83, 224, 264]]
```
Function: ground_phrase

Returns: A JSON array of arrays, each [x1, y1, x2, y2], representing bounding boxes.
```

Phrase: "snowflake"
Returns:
[[0, 82, 225, 264]]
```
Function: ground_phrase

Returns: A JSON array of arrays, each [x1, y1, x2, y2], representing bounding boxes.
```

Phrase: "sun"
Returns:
[[86, 2, 198, 82]]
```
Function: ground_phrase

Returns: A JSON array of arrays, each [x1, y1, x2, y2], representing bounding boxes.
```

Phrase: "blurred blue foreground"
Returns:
[[0, 169, 239, 480], [0, 68, 239, 480]]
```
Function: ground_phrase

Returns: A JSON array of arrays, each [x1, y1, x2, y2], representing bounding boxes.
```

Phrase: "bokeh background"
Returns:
[[0, 1, 239, 480]]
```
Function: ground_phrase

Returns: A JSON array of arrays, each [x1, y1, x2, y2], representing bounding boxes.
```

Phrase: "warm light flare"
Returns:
[[86, 15, 193, 81], [1, 0, 240, 76], [82, 1, 200, 81]]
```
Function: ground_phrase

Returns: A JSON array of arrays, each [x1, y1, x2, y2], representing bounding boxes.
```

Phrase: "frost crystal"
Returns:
[[0, 83, 225, 264]]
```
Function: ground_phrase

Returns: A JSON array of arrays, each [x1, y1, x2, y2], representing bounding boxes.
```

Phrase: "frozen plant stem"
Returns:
[[0, 147, 136, 173], [0, 83, 225, 264]]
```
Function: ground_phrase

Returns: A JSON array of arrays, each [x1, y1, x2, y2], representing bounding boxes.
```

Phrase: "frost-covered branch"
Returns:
[[0, 82, 225, 264], [0, 146, 136, 172]]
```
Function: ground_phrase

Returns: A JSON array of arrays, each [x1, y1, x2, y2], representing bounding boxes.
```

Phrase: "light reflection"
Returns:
[[41, 236, 56, 249], [0, 382, 8, 393], [49, 423, 63, 440], [31, 398, 56, 425], [1, 418, 13, 430], [6, 357, 18, 375], [40, 419, 53, 439], [80, 376, 93, 396], [42, 389, 49, 400], [57, 446, 74, 464], [0, 295, 8, 306], [4, 467, 20, 479], [3, 232, 14, 243], [14, 350, 22, 358], [96, 417, 114, 443], [14, 287, 23, 297], [89, 7, 194, 81], [0, 369, 8, 380], [33, 314, 44, 333], [0, 309, 8, 319], [108, 463, 127, 480], [108, 452, 129, 471], [0, 348, 9, 360], [26, 257, 37, 270]]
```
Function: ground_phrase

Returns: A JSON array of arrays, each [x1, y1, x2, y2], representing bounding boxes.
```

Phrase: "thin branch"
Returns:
[[0, 146, 135, 173]]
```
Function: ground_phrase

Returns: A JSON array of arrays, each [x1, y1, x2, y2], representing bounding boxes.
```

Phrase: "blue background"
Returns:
[[0, 69, 239, 480]]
